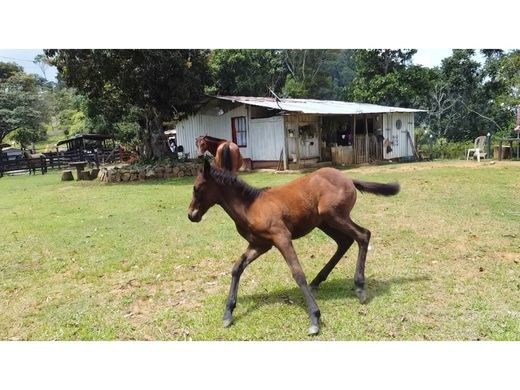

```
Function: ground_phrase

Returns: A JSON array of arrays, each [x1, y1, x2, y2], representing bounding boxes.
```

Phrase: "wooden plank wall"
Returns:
[[354, 135, 382, 164]]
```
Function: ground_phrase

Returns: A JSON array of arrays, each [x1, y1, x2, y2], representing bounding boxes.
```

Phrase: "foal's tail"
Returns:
[[353, 179, 400, 196]]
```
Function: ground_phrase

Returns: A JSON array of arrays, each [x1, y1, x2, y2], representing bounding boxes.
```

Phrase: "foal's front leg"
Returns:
[[223, 244, 270, 328], [275, 238, 321, 336]]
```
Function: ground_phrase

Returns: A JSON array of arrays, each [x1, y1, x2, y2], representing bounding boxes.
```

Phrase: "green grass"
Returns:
[[1, 160, 519, 340]]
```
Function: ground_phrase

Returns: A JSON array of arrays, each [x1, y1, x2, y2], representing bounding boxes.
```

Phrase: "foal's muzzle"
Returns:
[[188, 210, 202, 223]]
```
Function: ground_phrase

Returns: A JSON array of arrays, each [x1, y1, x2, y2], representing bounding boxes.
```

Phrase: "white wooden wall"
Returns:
[[285, 114, 320, 160], [249, 116, 285, 161], [383, 112, 415, 159], [175, 105, 247, 158]]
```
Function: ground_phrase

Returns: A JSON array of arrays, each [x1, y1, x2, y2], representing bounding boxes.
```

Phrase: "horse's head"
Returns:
[[188, 159, 219, 223], [195, 135, 207, 156]]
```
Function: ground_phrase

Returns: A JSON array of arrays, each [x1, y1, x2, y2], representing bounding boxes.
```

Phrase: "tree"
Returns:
[[207, 49, 355, 100], [351, 49, 416, 79], [489, 50, 520, 134], [0, 63, 48, 147], [281, 49, 340, 98], [0, 62, 23, 80], [208, 50, 286, 96], [33, 54, 52, 81], [321, 50, 356, 100], [45, 49, 212, 159], [346, 49, 439, 113], [432, 50, 490, 140]]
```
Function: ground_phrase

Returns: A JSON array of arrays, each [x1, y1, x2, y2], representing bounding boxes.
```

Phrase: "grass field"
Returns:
[[1, 160, 519, 340]]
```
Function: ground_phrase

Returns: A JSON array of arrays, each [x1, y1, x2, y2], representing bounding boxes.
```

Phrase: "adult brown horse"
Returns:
[[22, 150, 47, 175], [195, 135, 243, 174], [188, 160, 400, 335]]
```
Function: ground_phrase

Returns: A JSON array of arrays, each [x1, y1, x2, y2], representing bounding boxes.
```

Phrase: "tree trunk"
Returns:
[[140, 125, 153, 159], [139, 109, 170, 160]]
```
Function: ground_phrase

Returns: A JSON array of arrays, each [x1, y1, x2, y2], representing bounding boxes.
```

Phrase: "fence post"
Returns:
[[56, 147, 61, 169], [40, 155, 46, 174], [429, 134, 433, 160]]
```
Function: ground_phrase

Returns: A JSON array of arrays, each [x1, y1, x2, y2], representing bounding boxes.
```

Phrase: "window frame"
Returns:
[[231, 116, 247, 147]]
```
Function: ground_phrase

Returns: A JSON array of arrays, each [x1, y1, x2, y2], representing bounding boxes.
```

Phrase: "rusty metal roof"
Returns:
[[213, 96, 426, 115]]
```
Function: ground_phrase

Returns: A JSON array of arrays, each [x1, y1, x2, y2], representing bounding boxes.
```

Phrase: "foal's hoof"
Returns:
[[308, 325, 320, 336], [223, 318, 233, 328], [356, 288, 368, 304]]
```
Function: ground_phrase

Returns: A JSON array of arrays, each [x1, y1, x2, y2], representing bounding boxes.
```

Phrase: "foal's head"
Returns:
[[188, 159, 219, 222]]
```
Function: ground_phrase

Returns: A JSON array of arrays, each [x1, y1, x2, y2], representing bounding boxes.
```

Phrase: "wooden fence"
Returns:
[[0, 147, 127, 177]]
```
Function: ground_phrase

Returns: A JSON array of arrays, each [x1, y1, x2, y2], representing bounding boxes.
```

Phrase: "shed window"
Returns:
[[232, 116, 247, 147]]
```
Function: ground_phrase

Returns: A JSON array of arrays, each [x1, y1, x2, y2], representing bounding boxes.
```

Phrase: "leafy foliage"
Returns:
[[348, 49, 520, 141], [208, 49, 286, 96], [21, 48, 519, 155], [0, 63, 49, 147], [281, 49, 342, 99], [45, 49, 213, 158], [347, 49, 424, 105]]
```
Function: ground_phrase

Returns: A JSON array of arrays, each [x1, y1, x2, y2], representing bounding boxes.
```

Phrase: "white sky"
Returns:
[[412, 48, 454, 68]]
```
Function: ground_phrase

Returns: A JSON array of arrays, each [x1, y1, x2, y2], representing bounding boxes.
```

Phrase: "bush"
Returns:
[[417, 137, 475, 160]]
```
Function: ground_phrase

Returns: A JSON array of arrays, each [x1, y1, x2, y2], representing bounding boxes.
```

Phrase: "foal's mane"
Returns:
[[209, 165, 266, 202]]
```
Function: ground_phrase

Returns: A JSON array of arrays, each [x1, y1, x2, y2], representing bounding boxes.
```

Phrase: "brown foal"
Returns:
[[188, 160, 400, 335]]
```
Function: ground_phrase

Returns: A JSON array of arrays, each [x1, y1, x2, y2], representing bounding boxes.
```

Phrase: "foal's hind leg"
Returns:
[[310, 225, 354, 291], [223, 244, 270, 328], [328, 217, 371, 304]]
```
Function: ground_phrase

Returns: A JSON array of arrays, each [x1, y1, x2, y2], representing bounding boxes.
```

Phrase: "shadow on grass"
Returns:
[[233, 275, 430, 323]]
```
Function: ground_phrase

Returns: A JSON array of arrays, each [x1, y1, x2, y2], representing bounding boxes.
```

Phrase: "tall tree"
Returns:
[[281, 49, 341, 98], [490, 50, 520, 134], [432, 50, 487, 140], [346, 49, 435, 108], [33, 54, 52, 81], [0, 63, 48, 147], [208, 49, 286, 96], [0, 62, 23, 80], [45, 49, 212, 159], [351, 49, 416, 79], [321, 49, 356, 100]]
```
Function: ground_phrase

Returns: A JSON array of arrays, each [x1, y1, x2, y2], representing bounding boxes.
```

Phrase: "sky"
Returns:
[[0, 49, 58, 81], [0, 48, 480, 84]]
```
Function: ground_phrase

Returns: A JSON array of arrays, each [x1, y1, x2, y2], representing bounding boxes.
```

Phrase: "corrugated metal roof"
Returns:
[[213, 96, 426, 115]]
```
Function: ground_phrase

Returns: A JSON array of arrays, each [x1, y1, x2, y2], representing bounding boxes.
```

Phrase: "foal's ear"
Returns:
[[203, 159, 211, 179]]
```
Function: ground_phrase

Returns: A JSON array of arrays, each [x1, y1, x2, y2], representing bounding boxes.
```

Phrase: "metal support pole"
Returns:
[[429, 134, 433, 160], [487, 132, 491, 159]]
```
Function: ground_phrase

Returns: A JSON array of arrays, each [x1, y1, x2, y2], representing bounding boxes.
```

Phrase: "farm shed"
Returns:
[[56, 134, 116, 153], [175, 96, 426, 169]]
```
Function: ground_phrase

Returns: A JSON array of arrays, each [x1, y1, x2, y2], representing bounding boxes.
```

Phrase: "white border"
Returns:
[[2, 0, 519, 48], [1, 341, 518, 390]]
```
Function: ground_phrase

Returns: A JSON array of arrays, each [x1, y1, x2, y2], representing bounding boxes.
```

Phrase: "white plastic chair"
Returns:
[[466, 136, 487, 162]]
